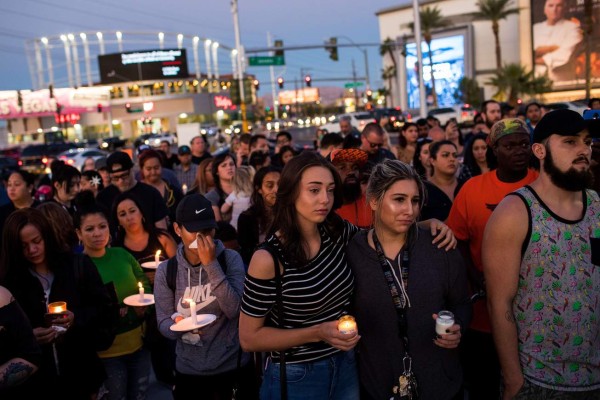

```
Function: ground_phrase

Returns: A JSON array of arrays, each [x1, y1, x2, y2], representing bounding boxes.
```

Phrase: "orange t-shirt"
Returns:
[[336, 194, 372, 229], [446, 169, 538, 333]]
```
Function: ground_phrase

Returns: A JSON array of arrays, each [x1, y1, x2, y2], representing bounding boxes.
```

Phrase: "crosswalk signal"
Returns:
[[277, 77, 284, 89], [304, 75, 312, 87], [126, 103, 132, 113], [253, 79, 260, 91], [325, 37, 338, 61]]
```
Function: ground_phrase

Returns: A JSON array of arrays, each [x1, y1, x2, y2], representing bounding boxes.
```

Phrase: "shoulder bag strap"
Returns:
[[261, 244, 287, 400]]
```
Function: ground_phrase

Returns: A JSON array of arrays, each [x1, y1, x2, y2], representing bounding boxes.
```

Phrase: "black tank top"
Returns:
[[113, 230, 167, 265]]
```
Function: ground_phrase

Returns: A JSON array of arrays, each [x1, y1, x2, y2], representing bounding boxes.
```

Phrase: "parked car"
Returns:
[[99, 136, 127, 151], [428, 104, 476, 126], [57, 148, 110, 171], [19, 143, 78, 175], [370, 108, 410, 132], [0, 146, 21, 161], [319, 112, 376, 134]]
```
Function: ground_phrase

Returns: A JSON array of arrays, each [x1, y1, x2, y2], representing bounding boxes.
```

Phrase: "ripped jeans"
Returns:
[[100, 348, 151, 400]]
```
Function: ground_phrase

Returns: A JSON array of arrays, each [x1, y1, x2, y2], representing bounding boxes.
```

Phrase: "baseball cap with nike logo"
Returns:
[[176, 194, 218, 232]]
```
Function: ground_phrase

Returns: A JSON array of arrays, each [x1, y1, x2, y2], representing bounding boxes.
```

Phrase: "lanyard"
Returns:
[[372, 230, 411, 349]]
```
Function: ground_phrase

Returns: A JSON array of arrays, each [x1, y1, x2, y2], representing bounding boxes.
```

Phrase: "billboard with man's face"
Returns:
[[531, 0, 600, 89]]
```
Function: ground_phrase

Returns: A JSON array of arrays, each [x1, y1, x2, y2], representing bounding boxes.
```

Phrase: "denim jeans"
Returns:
[[100, 348, 151, 400], [260, 350, 359, 400]]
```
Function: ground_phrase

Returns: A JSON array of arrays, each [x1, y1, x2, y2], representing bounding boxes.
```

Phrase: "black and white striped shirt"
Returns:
[[241, 220, 359, 363]]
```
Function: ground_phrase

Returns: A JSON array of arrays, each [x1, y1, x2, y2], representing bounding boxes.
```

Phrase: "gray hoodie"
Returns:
[[154, 240, 248, 375]]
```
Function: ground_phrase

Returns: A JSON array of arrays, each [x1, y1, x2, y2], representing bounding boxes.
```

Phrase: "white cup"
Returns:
[[436, 310, 455, 335]]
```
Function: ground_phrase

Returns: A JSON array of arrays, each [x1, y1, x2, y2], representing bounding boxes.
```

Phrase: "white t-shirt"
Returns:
[[533, 18, 582, 80], [225, 192, 251, 230]]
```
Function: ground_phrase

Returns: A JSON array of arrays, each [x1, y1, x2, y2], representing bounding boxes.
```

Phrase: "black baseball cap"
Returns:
[[176, 194, 218, 232], [533, 109, 590, 143], [178, 145, 191, 155], [106, 151, 134, 173]]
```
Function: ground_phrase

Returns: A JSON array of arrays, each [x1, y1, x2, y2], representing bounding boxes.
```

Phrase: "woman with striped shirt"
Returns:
[[239, 152, 361, 399]]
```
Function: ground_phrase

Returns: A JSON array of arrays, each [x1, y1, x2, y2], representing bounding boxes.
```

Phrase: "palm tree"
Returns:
[[486, 63, 553, 106], [474, 0, 520, 70], [411, 6, 450, 108], [380, 38, 398, 107], [381, 65, 397, 107]]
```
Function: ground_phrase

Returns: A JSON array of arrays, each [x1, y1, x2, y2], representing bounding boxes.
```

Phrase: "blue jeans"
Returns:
[[100, 348, 151, 400], [260, 350, 359, 400]]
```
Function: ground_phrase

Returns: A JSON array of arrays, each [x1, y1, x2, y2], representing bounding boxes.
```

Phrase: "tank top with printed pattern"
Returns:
[[511, 186, 600, 391]]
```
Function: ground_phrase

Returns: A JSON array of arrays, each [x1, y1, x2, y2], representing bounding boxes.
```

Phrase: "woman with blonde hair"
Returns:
[[220, 166, 255, 230]]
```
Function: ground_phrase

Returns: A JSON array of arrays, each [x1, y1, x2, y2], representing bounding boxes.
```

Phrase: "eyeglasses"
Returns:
[[365, 138, 384, 149], [110, 171, 131, 182]]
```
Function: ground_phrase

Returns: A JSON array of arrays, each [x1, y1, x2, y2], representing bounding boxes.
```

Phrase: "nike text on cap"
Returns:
[[176, 193, 218, 232]]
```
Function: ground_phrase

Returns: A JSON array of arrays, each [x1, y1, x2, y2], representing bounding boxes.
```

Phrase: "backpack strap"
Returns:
[[166, 250, 229, 292]]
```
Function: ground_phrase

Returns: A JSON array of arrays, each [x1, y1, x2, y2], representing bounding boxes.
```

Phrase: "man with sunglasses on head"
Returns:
[[96, 151, 169, 231], [359, 122, 396, 172]]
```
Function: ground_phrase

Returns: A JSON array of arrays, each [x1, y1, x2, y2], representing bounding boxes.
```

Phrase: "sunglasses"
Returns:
[[110, 171, 130, 182], [365, 138, 383, 149]]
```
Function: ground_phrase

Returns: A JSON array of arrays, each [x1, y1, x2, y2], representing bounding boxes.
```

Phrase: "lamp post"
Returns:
[[231, 0, 248, 133], [338, 36, 370, 90], [412, 0, 427, 118]]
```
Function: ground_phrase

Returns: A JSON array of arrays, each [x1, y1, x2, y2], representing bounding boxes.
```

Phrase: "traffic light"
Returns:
[[366, 89, 373, 100], [274, 40, 284, 57], [304, 75, 312, 87], [325, 37, 338, 61], [17, 90, 23, 107], [97, 103, 103, 113], [48, 84, 54, 99], [277, 77, 284, 89], [253, 79, 260, 91], [126, 103, 132, 113]]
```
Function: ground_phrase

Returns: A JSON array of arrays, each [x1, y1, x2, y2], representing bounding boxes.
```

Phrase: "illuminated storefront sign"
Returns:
[[278, 88, 320, 105], [214, 95, 234, 109]]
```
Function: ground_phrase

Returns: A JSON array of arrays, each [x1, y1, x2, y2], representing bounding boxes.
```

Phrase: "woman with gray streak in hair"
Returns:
[[347, 159, 471, 400]]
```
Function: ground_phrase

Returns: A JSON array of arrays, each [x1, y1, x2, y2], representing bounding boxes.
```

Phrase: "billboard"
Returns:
[[278, 88, 320, 105], [404, 33, 467, 109], [531, 0, 600, 89], [98, 49, 189, 84]]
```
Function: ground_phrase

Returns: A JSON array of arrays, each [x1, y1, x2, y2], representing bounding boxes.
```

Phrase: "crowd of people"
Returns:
[[1, 97, 600, 400]]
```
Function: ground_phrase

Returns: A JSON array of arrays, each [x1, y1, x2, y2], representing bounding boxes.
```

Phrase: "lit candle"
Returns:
[[435, 310, 455, 336], [138, 282, 144, 301], [182, 184, 188, 194], [155, 250, 162, 268], [189, 299, 198, 325], [48, 301, 67, 314], [338, 315, 357, 335]]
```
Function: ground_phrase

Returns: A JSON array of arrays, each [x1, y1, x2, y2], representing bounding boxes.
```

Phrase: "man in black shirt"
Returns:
[[96, 151, 169, 231], [190, 136, 211, 165]]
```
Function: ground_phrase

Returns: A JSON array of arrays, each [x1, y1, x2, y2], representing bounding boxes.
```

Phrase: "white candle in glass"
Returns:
[[436, 311, 455, 335], [138, 282, 144, 302], [189, 299, 198, 325], [155, 249, 162, 268]]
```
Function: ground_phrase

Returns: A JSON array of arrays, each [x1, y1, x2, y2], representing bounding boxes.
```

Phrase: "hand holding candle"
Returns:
[[138, 282, 144, 301], [155, 250, 162, 268], [338, 315, 357, 335]]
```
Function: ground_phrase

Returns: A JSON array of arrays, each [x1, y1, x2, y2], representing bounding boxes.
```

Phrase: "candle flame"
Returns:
[[156, 250, 162, 257], [138, 282, 143, 289]]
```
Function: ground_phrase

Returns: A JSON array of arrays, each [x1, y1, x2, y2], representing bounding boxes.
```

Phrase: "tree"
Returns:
[[454, 77, 483, 108], [486, 63, 553, 106], [473, 0, 520, 70], [381, 65, 396, 107], [410, 6, 450, 108], [380, 38, 398, 107]]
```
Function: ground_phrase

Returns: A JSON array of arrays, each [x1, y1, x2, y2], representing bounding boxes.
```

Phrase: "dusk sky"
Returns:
[[0, 0, 400, 94]]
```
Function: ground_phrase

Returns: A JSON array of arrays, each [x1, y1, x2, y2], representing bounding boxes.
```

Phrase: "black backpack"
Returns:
[[166, 251, 228, 291]]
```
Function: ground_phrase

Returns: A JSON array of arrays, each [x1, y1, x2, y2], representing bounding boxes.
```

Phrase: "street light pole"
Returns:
[[231, 0, 248, 133], [338, 36, 370, 90], [412, 0, 427, 118]]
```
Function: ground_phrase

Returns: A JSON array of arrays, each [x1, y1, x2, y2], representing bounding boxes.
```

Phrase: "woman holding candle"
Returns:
[[111, 191, 177, 386], [0, 208, 113, 399], [73, 199, 152, 400], [347, 160, 471, 400]]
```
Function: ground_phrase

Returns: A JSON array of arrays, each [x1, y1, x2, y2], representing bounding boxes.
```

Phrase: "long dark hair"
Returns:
[[270, 152, 344, 268], [413, 137, 433, 179], [111, 191, 157, 244], [462, 133, 495, 176], [51, 160, 81, 196], [211, 153, 234, 196], [0, 208, 64, 283], [248, 166, 281, 234]]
